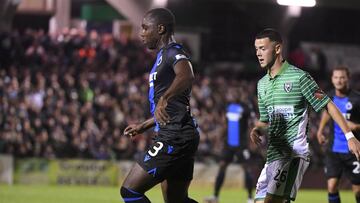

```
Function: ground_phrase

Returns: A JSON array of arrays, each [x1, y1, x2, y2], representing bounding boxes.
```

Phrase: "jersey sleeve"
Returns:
[[257, 81, 269, 122], [299, 72, 330, 112], [166, 45, 190, 67]]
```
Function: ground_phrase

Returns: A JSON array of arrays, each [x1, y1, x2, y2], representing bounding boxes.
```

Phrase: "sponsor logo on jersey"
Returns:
[[268, 105, 295, 121], [284, 82, 293, 92], [342, 113, 351, 120], [226, 112, 242, 121], [149, 72, 158, 87], [274, 105, 294, 114]]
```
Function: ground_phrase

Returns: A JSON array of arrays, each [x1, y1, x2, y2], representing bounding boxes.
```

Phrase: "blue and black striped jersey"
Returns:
[[328, 90, 360, 153], [148, 43, 198, 144]]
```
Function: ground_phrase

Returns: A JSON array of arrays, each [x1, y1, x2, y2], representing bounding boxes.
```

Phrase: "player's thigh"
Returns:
[[256, 157, 309, 202], [162, 179, 191, 203], [163, 155, 195, 202], [122, 162, 161, 193], [235, 148, 251, 163], [343, 154, 360, 185], [352, 184, 360, 195], [324, 152, 343, 179], [220, 146, 236, 163], [271, 157, 309, 200], [255, 163, 269, 202], [161, 180, 190, 203]]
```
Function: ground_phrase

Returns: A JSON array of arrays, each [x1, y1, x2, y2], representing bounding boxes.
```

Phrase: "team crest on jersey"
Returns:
[[346, 101, 353, 110], [284, 82, 293, 92], [156, 55, 162, 66]]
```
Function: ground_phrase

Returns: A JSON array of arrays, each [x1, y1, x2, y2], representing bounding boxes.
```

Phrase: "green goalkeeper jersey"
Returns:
[[257, 61, 330, 163]]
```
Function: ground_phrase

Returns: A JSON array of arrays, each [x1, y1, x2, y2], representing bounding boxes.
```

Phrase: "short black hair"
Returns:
[[255, 28, 283, 43], [146, 8, 175, 34], [333, 66, 350, 78]]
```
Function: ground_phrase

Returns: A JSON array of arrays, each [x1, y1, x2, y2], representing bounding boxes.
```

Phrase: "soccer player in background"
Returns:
[[317, 66, 360, 203], [250, 28, 360, 203], [205, 98, 254, 203], [120, 8, 199, 203]]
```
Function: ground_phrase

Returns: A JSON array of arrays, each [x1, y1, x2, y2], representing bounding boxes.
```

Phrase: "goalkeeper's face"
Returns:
[[140, 16, 160, 50]]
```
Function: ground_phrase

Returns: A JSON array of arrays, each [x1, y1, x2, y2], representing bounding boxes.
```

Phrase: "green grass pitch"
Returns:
[[0, 184, 355, 203]]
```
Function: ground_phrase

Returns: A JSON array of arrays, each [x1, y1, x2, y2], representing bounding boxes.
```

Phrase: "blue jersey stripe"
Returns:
[[148, 50, 163, 132], [226, 104, 243, 147], [332, 96, 349, 153]]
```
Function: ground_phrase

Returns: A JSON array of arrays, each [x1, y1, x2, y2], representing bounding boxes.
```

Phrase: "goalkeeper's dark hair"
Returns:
[[146, 8, 175, 34]]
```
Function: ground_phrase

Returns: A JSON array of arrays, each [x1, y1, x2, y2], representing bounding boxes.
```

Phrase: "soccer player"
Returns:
[[317, 66, 360, 203], [250, 28, 360, 203], [120, 8, 199, 203], [205, 101, 254, 203]]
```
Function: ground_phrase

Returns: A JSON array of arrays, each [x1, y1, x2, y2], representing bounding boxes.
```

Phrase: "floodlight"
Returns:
[[277, 0, 316, 7], [153, 0, 168, 7]]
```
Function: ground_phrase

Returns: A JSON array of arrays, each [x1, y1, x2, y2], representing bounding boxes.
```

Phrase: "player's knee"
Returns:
[[327, 179, 339, 193], [355, 190, 360, 198], [219, 161, 229, 169], [245, 171, 253, 185], [264, 194, 286, 203], [327, 185, 338, 193], [120, 186, 149, 202], [355, 192, 360, 203]]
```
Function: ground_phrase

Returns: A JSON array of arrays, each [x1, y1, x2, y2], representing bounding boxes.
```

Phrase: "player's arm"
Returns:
[[347, 120, 360, 132], [251, 81, 268, 146], [316, 110, 331, 145], [250, 121, 268, 145], [123, 117, 156, 138], [155, 60, 195, 124], [325, 101, 360, 160]]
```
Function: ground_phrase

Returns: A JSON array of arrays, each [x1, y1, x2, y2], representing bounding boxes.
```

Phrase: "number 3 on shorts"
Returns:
[[148, 142, 164, 157]]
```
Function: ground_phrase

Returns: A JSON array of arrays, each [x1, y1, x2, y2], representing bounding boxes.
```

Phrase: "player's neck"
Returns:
[[157, 35, 176, 51], [268, 57, 284, 78], [335, 88, 349, 97]]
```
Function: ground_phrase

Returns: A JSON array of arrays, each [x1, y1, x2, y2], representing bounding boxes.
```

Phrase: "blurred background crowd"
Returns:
[[0, 29, 342, 169]]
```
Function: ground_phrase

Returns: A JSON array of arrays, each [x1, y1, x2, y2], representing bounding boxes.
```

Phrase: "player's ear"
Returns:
[[275, 43, 281, 55], [158, 24, 166, 35]]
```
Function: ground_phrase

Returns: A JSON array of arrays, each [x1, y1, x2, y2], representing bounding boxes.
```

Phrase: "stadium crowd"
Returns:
[[0, 29, 343, 168]]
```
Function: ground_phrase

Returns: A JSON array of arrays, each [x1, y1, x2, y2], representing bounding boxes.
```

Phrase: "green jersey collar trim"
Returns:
[[267, 60, 290, 80]]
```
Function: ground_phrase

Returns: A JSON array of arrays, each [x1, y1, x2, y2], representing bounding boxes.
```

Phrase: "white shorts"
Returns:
[[254, 157, 310, 201]]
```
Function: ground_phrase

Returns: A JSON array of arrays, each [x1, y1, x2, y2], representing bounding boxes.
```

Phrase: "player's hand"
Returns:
[[348, 137, 360, 161], [347, 121, 360, 131], [123, 124, 142, 138], [155, 97, 170, 126], [250, 127, 262, 146], [316, 131, 328, 145]]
